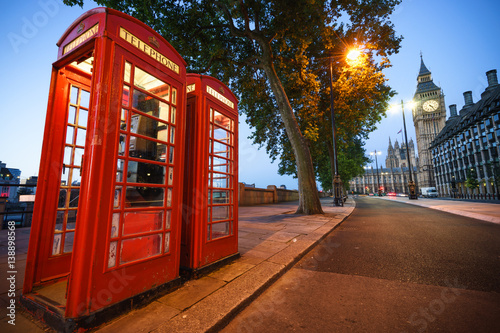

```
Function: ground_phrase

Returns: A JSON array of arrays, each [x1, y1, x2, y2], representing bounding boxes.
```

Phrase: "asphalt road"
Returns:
[[222, 197, 500, 333]]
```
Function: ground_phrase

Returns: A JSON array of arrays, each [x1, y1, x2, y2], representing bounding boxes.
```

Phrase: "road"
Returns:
[[221, 197, 500, 333]]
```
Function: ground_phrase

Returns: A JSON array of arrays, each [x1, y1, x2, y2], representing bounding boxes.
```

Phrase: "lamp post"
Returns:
[[381, 171, 390, 192], [399, 100, 418, 200], [328, 57, 343, 206], [370, 150, 382, 196], [363, 166, 372, 194], [328, 48, 362, 207]]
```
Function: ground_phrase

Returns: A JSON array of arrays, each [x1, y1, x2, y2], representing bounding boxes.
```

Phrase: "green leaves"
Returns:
[[465, 168, 480, 192]]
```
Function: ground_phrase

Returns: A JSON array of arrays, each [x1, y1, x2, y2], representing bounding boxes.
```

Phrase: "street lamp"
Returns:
[[329, 56, 342, 206], [363, 166, 372, 194], [328, 47, 362, 207], [370, 150, 382, 196], [381, 171, 390, 192], [391, 100, 418, 200]]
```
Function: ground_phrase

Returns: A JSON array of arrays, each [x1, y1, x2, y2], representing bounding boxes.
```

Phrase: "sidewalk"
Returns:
[[376, 195, 500, 224], [0, 198, 355, 332]]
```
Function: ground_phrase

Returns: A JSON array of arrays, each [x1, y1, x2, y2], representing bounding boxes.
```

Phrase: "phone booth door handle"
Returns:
[[80, 155, 84, 176]]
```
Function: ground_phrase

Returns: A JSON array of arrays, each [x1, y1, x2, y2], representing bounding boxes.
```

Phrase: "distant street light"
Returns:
[[363, 166, 371, 194], [328, 47, 363, 207], [370, 150, 382, 196]]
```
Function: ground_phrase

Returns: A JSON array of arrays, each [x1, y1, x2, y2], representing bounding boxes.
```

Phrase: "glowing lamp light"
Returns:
[[390, 100, 415, 113], [346, 48, 361, 61], [390, 104, 399, 113], [346, 48, 362, 66], [406, 101, 416, 109]]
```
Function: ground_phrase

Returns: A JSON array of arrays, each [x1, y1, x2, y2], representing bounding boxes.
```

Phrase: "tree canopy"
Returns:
[[274, 50, 396, 191]]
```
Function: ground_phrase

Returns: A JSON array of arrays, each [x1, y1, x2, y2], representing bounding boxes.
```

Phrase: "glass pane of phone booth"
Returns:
[[207, 109, 235, 240], [53, 82, 91, 255], [109, 62, 177, 268]]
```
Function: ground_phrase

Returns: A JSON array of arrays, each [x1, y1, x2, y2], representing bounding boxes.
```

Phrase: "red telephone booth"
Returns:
[[182, 74, 239, 275], [22, 8, 186, 330]]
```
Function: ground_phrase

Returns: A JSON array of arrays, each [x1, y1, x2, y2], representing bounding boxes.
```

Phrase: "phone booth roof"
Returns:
[[186, 74, 239, 114], [55, 7, 186, 77]]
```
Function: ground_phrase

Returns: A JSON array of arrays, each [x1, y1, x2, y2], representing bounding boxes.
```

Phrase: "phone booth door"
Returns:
[[101, 45, 184, 282], [45, 64, 92, 278], [23, 53, 94, 286], [182, 75, 239, 274]]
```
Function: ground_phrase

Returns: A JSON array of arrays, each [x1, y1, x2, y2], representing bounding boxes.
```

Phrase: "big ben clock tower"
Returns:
[[412, 55, 446, 188]]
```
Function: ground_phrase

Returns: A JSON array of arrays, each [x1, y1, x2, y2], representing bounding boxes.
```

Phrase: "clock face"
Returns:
[[423, 99, 439, 112]]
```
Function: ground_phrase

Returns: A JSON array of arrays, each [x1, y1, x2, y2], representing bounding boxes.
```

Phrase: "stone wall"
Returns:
[[276, 187, 300, 202], [238, 183, 300, 206]]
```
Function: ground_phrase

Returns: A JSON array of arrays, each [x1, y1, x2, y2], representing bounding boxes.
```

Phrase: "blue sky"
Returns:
[[1, 0, 499, 190]]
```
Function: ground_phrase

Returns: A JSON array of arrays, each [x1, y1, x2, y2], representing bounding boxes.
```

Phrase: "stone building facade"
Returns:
[[430, 69, 500, 197]]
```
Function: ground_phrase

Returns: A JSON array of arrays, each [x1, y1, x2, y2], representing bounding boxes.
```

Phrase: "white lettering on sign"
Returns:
[[63, 23, 99, 55], [119, 27, 179, 74], [206, 86, 234, 109], [187, 84, 195, 93]]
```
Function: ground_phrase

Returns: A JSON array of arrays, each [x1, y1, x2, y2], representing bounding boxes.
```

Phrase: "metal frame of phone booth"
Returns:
[[182, 74, 239, 277], [21, 8, 186, 331]]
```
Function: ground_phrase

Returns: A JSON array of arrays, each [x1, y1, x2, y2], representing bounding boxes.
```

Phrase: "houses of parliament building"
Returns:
[[350, 57, 500, 197], [349, 137, 419, 194]]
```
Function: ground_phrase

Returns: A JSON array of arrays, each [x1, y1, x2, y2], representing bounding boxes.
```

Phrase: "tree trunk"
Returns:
[[259, 42, 323, 214]]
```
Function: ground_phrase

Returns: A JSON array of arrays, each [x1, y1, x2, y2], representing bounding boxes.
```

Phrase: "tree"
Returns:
[[65, 0, 402, 214], [465, 168, 480, 194]]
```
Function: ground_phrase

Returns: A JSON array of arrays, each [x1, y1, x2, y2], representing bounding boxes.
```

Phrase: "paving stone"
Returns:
[[1, 309, 49, 333], [282, 223, 325, 235], [240, 248, 274, 260], [251, 240, 289, 254], [236, 255, 267, 266], [157, 276, 226, 311], [208, 262, 256, 282], [267, 238, 317, 267], [97, 301, 179, 333], [261, 231, 300, 243]]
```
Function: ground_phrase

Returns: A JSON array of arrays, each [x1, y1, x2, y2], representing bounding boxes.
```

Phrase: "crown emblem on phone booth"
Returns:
[[219, 86, 225, 94], [148, 36, 160, 48], [77, 22, 85, 34]]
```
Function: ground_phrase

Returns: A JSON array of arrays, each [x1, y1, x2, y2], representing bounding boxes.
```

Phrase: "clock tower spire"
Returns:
[[411, 55, 446, 189]]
